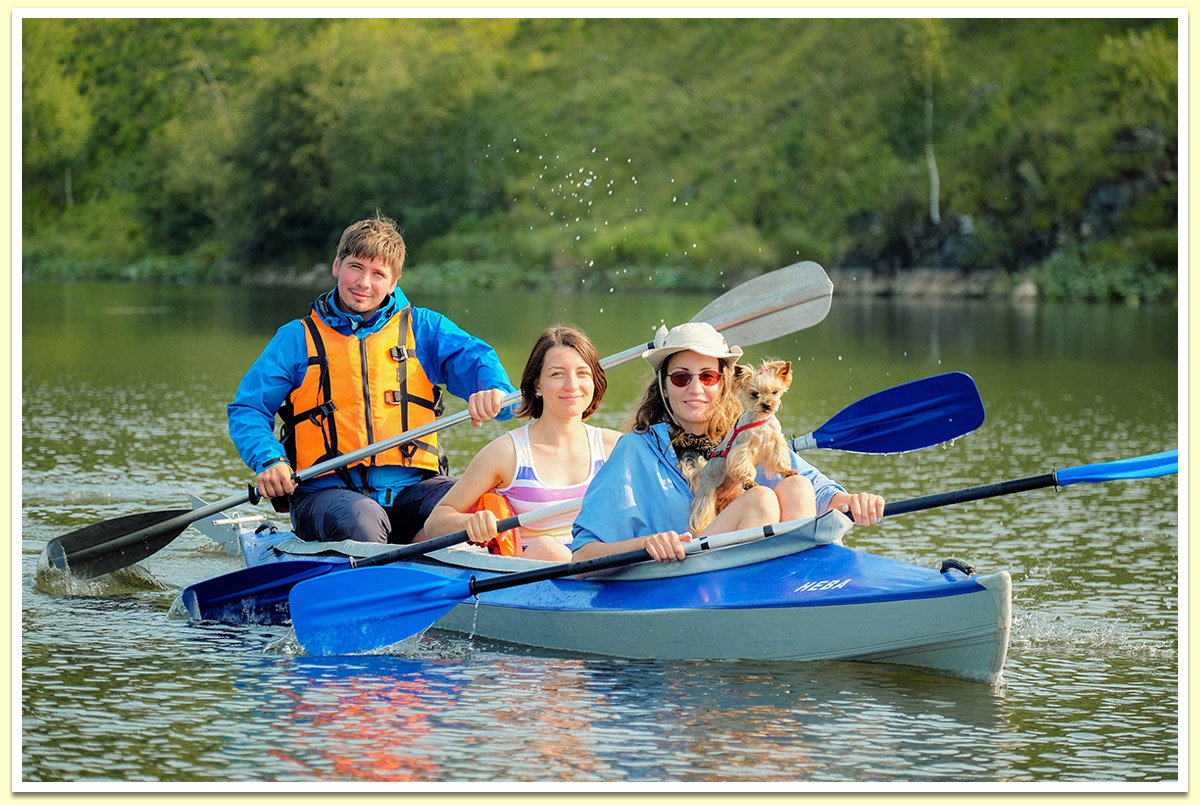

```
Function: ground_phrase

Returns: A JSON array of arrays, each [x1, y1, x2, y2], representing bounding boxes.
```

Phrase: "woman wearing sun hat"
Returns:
[[570, 321, 884, 563]]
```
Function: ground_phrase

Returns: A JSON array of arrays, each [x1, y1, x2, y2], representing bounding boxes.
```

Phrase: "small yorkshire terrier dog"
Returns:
[[686, 359, 798, 534]]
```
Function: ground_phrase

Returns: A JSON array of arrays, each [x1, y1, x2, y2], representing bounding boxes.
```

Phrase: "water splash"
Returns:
[[33, 550, 171, 596]]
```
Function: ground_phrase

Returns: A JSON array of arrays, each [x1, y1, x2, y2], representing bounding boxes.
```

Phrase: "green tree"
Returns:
[[1099, 27, 1177, 124], [22, 19, 92, 208], [327, 19, 519, 248], [902, 18, 950, 227], [220, 24, 364, 264]]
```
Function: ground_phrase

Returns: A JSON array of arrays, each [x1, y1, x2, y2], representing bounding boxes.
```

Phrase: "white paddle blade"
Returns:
[[691, 261, 833, 347]]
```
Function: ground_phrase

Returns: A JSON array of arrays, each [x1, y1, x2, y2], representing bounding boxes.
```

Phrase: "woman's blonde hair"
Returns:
[[625, 357, 741, 442]]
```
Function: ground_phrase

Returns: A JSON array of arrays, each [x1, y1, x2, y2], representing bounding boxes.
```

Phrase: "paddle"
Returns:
[[45, 261, 834, 579], [290, 513, 845, 656], [179, 497, 583, 625], [289, 448, 1178, 656], [789, 371, 984, 454], [182, 368, 986, 625], [882, 449, 1178, 516]]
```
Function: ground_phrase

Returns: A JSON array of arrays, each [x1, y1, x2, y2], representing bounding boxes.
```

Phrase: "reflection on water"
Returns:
[[19, 283, 1179, 784]]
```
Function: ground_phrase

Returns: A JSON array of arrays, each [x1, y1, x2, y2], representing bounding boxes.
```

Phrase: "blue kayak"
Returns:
[[205, 511, 1010, 683]]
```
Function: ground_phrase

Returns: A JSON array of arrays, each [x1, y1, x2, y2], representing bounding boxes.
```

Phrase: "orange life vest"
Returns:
[[469, 491, 523, 557], [279, 305, 445, 486]]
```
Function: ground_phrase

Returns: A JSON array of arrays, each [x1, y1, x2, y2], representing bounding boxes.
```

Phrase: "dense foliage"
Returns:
[[21, 17, 1178, 302]]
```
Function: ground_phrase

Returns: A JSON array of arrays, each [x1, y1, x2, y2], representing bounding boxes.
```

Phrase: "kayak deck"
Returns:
[[222, 514, 1010, 683]]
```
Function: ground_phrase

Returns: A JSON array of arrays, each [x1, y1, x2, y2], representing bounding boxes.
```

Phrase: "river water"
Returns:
[[17, 280, 1182, 788]]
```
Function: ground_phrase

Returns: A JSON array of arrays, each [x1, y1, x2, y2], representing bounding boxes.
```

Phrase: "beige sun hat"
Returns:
[[641, 322, 743, 374]]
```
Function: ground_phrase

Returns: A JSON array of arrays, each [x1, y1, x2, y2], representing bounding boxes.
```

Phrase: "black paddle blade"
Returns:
[[44, 509, 192, 579]]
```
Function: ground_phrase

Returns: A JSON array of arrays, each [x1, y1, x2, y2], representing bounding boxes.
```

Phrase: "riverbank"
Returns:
[[20, 256, 1174, 306], [213, 262, 1073, 305]]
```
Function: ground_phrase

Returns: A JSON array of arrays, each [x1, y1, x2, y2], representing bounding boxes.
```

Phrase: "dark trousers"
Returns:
[[289, 474, 456, 545]]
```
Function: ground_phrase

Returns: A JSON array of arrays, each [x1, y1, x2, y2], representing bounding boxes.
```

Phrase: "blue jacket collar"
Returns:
[[314, 287, 407, 335]]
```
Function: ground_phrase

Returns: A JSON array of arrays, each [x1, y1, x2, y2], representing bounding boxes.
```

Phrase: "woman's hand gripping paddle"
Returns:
[[289, 448, 1176, 656]]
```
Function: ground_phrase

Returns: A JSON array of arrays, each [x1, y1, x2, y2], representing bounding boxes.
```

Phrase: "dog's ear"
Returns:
[[732, 364, 753, 387], [762, 360, 792, 387], [777, 360, 792, 386]]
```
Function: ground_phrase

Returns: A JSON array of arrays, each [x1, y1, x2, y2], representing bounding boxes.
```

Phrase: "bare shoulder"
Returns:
[[463, 430, 518, 486], [599, 427, 623, 457]]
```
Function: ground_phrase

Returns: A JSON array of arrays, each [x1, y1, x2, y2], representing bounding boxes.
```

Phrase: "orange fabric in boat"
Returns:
[[468, 491, 522, 557]]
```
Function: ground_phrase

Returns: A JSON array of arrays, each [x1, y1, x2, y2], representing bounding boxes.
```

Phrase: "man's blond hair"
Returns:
[[334, 212, 406, 278]]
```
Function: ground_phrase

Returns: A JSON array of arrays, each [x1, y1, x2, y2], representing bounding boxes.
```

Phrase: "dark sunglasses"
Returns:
[[667, 369, 722, 388]]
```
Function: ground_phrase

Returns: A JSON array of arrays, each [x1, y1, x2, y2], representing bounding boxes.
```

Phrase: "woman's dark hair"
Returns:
[[516, 324, 607, 420]]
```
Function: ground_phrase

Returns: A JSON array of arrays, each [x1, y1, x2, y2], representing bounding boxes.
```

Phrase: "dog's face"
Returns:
[[734, 360, 792, 416]]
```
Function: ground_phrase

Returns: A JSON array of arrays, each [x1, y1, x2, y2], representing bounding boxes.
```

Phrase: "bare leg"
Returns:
[[697, 484, 780, 537], [773, 473, 816, 523], [522, 536, 572, 562]]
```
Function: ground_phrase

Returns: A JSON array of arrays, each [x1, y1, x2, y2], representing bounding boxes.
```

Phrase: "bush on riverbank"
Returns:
[[22, 253, 1180, 306], [1027, 249, 1177, 305]]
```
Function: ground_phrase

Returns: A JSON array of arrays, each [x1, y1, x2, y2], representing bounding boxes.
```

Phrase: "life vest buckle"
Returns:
[[384, 389, 402, 405], [308, 400, 338, 423]]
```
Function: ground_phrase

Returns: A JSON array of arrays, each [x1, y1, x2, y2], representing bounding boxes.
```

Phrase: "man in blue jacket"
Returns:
[[228, 213, 515, 544]]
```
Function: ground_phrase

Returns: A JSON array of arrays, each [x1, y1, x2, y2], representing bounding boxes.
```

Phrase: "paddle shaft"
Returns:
[[181, 497, 583, 622], [464, 547, 651, 596], [348, 496, 582, 568], [883, 472, 1058, 518], [266, 262, 833, 492], [461, 517, 806, 596], [455, 474, 1022, 596], [882, 450, 1176, 518], [468, 472, 1057, 594]]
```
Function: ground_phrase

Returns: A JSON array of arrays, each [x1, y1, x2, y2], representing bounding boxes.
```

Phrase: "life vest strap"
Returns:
[[283, 304, 447, 480], [289, 399, 338, 426]]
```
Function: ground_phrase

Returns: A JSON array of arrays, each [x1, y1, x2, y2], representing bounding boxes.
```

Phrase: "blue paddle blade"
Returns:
[[290, 566, 472, 656], [180, 560, 344, 625], [1056, 449, 1178, 486], [808, 371, 985, 454]]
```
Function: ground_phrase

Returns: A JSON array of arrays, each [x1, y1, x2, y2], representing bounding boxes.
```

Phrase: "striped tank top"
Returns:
[[495, 423, 608, 545]]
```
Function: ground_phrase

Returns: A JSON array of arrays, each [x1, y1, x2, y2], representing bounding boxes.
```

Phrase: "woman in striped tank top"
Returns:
[[424, 325, 621, 561]]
